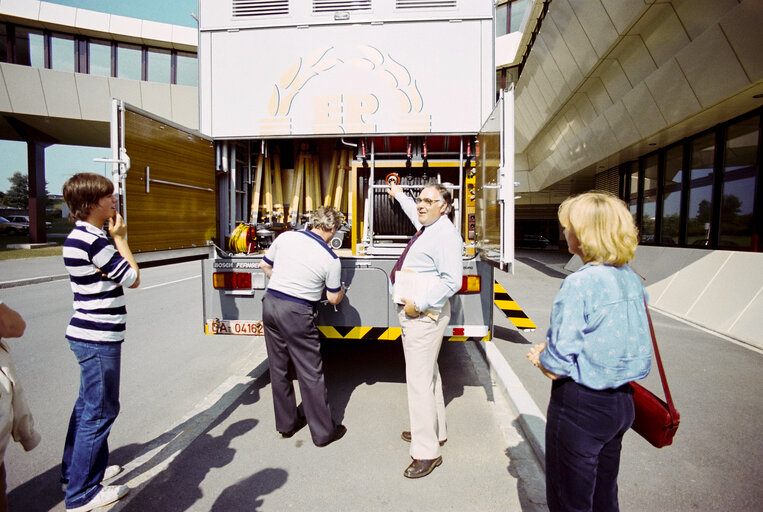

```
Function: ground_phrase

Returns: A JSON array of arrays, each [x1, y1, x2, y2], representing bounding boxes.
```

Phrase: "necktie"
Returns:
[[390, 226, 425, 284]]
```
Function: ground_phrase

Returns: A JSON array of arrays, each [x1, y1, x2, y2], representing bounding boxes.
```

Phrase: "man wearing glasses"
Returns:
[[387, 181, 463, 478]]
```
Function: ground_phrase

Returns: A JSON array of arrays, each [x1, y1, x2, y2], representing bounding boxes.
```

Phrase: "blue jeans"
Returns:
[[61, 340, 121, 508], [545, 378, 634, 512]]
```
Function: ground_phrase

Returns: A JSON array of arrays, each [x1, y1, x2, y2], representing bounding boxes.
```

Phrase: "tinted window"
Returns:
[[51, 33, 75, 72], [719, 115, 759, 251], [89, 39, 111, 77], [117, 43, 141, 80], [15, 27, 44, 67], [686, 133, 715, 246], [641, 154, 658, 243], [176, 52, 198, 86], [147, 47, 171, 83], [661, 145, 683, 245]]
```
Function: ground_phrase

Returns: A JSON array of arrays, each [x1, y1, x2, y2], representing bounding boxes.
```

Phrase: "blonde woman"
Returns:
[[527, 192, 652, 512]]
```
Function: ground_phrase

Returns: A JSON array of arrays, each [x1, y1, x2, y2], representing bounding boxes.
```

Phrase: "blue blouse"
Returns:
[[539, 263, 652, 390]]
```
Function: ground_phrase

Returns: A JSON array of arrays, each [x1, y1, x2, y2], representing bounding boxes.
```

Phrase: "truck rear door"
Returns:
[[108, 99, 216, 259], [474, 89, 515, 272]]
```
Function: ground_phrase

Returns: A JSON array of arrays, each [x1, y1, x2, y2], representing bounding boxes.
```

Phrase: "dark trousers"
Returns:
[[545, 378, 634, 512], [262, 294, 335, 445]]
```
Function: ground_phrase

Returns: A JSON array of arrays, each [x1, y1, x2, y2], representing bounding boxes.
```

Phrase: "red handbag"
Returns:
[[630, 299, 680, 448]]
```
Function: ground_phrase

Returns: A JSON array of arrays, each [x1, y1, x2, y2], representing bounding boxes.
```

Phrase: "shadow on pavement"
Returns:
[[515, 256, 569, 280], [321, 339, 487, 423], [8, 361, 272, 512]]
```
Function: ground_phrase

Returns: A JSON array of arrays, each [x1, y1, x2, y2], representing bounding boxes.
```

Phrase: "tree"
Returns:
[[3, 171, 52, 208]]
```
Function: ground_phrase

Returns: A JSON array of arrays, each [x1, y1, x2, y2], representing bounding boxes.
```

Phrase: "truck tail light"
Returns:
[[458, 275, 481, 294], [213, 272, 252, 290]]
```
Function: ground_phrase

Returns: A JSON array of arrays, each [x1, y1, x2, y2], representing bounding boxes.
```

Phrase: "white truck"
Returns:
[[108, 0, 517, 341]]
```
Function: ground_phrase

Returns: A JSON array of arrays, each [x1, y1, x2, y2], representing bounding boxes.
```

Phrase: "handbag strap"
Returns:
[[643, 297, 679, 418]]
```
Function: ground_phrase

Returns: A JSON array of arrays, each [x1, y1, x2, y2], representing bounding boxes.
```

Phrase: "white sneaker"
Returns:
[[66, 484, 129, 512], [61, 465, 123, 492]]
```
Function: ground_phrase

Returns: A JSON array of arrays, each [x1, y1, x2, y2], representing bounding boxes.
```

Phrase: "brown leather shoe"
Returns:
[[401, 431, 446, 446], [403, 456, 442, 478], [279, 416, 307, 438]]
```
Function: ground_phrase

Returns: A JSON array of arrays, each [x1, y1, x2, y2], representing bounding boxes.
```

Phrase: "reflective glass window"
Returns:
[[495, 3, 508, 37], [147, 47, 171, 83], [719, 115, 759, 251], [641, 155, 658, 243], [176, 52, 198, 86], [14, 27, 44, 67], [89, 39, 111, 77], [510, 0, 529, 33], [661, 145, 683, 246], [0, 23, 8, 63], [117, 43, 141, 80], [50, 33, 75, 72], [686, 134, 715, 247], [628, 169, 638, 222]]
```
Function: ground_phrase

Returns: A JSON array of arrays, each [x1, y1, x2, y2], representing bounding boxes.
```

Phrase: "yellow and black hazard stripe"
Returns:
[[494, 281, 537, 330], [317, 326, 490, 342]]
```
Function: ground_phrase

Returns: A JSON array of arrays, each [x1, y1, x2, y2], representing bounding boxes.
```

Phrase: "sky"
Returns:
[[0, 1, 197, 195]]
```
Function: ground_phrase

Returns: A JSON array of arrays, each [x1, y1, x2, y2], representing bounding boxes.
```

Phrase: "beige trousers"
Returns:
[[398, 301, 450, 459]]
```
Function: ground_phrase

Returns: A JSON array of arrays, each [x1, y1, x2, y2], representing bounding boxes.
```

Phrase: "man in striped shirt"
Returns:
[[60, 173, 139, 512]]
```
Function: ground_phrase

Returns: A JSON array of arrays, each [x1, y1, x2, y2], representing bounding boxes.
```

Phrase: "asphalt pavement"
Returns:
[[3, 249, 761, 511]]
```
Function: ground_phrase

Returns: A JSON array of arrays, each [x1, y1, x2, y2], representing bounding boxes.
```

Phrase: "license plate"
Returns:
[[205, 319, 264, 335]]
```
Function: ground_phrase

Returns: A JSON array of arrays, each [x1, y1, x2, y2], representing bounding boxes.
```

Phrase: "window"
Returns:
[[719, 115, 759, 251], [686, 133, 715, 246], [661, 145, 683, 246], [50, 33, 75, 72], [14, 26, 44, 67], [496, 1, 529, 37], [0, 23, 8, 63], [510, 0, 529, 33], [628, 168, 639, 222], [88, 39, 111, 77], [147, 47, 171, 83], [495, 3, 509, 37], [117, 43, 142, 80], [641, 154, 658, 243], [176, 51, 198, 86]]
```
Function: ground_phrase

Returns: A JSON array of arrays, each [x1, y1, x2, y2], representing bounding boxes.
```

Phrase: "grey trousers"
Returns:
[[262, 293, 336, 445], [398, 300, 450, 459]]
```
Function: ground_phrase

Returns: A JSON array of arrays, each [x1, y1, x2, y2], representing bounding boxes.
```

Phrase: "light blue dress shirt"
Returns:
[[392, 192, 463, 313], [539, 263, 652, 390]]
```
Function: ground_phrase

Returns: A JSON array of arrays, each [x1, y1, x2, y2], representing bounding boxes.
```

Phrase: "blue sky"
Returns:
[[0, 1, 197, 195]]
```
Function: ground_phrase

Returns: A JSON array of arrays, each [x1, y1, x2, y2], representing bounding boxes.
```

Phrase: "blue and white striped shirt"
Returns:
[[63, 221, 138, 343]]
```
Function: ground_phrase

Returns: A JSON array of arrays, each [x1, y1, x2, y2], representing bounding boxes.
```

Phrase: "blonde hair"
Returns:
[[558, 191, 638, 266], [311, 206, 344, 232]]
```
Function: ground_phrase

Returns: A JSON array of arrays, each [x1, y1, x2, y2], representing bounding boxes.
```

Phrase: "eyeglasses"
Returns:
[[415, 197, 443, 207]]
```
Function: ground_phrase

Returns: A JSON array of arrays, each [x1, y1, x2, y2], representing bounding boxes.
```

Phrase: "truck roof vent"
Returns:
[[396, 0, 457, 9], [233, 0, 289, 17], [313, 0, 371, 12]]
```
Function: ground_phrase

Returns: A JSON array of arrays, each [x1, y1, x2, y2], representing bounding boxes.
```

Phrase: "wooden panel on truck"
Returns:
[[122, 107, 216, 253], [475, 90, 514, 272]]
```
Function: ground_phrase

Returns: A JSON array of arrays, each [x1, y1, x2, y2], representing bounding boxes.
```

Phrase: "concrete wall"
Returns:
[[565, 246, 763, 349]]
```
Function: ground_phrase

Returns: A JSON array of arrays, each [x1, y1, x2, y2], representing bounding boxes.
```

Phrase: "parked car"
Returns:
[[6, 215, 52, 229], [0, 216, 29, 235], [516, 234, 550, 248]]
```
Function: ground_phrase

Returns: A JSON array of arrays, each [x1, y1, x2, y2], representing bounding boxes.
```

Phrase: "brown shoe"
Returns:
[[403, 456, 442, 478], [401, 431, 446, 446]]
